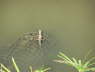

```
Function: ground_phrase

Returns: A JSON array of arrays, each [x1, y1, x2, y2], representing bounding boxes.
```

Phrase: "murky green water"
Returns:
[[0, 0, 95, 72]]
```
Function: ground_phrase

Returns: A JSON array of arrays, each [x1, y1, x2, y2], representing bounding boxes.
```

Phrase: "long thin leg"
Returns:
[[6, 37, 23, 60]]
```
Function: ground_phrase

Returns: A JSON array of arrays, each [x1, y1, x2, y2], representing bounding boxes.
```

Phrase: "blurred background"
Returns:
[[0, 0, 95, 72]]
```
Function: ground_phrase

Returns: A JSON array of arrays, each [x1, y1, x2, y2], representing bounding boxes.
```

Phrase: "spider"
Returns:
[[23, 29, 47, 47], [5, 29, 47, 60]]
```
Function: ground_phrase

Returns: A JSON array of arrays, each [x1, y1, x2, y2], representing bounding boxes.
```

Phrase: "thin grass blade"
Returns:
[[12, 57, 20, 72], [59, 52, 72, 61], [72, 58, 78, 66], [1, 64, 11, 72], [84, 57, 95, 67], [29, 66, 32, 72]]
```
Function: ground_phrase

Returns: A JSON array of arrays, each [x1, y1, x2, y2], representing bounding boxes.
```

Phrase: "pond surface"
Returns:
[[0, 0, 95, 72]]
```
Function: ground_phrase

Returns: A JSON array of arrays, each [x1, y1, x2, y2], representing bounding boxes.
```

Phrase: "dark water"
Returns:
[[0, 0, 95, 72]]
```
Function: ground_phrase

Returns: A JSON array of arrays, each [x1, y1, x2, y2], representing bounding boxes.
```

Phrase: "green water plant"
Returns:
[[0, 57, 20, 72], [29, 66, 51, 72], [0, 63, 11, 72], [0, 57, 50, 72], [54, 52, 95, 72]]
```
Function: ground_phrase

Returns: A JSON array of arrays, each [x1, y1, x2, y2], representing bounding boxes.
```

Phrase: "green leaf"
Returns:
[[59, 52, 72, 62], [0, 64, 11, 72], [84, 57, 95, 68], [55, 51, 95, 72], [12, 57, 20, 72], [78, 60, 82, 66], [29, 66, 32, 72], [72, 58, 78, 66]]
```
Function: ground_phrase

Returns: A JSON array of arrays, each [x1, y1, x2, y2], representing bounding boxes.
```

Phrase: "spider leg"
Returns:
[[6, 36, 24, 60]]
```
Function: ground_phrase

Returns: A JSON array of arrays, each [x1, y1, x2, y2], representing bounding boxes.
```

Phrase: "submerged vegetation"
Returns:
[[0, 57, 51, 72], [54, 52, 95, 72]]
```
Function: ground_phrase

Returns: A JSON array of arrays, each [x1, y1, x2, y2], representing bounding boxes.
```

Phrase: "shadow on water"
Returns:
[[0, 30, 59, 72]]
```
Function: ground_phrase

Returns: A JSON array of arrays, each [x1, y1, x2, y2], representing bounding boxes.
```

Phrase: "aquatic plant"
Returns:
[[31, 66, 51, 72], [0, 57, 50, 72], [54, 52, 95, 72], [0, 63, 11, 72]]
